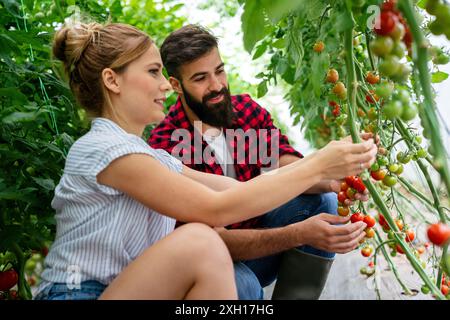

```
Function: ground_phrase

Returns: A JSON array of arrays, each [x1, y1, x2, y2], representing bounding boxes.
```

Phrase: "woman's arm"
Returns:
[[97, 139, 376, 227], [182, 166, 241, 191]]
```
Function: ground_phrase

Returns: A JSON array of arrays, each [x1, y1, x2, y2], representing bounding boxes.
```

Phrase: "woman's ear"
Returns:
[[169, 77, 182, 95], [102, 68, 120, 94]]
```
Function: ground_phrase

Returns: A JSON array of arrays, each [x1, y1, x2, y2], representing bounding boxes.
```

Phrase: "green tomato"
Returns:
[[367, 107, 378, 121], [401, 103, 418, 121], [379, 55, 401, 77], [388, 163, 399, 173], [421, 285, 430, 294], [370, 36, 394, 57], [383, 100, 403, 120], [370, 162, 380, 172], [382, 174, 398, 187], [26, 166, 36, 176], [391, 40, 406, 58], [416, 148, 428, 158], [375, 81, 394, 99], [414, 136, 423, 144], [390, 23, 405, 42], [390, 63, 412, 83], [433, 53, 450, 65], [395, 164, 404, 175], [377, 156, 389, 166]]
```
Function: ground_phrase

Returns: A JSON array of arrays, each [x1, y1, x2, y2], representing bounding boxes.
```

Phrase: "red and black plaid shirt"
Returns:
[[148, 94, 302, 229]]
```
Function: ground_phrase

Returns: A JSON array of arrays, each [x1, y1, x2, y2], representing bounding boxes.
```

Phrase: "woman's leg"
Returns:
[[99, 223, 236, 300]]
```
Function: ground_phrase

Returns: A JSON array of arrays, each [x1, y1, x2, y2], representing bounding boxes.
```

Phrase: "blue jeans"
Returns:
[[34, 281, 106, 300], [234, 192, 338, 300]]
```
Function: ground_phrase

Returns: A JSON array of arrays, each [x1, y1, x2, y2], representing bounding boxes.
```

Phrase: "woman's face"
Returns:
[[115, 44, 171, 126]]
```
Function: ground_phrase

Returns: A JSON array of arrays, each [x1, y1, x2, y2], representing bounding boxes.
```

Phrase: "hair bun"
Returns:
[[52, 22, 102, 71]]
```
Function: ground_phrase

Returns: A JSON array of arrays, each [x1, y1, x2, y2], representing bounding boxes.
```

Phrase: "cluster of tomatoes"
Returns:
[[426, 0, 450, 40], [370, 0, 412, 83]]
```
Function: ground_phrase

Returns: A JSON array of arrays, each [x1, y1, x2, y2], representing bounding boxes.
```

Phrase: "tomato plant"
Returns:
[[242, 0, 450, 300]]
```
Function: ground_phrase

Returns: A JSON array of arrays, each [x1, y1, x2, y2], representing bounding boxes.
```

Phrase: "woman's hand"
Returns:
[[314, 138, 377, 180]]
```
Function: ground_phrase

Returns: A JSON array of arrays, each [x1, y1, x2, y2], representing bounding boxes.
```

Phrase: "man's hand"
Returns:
[[289, 214, 367, 254]]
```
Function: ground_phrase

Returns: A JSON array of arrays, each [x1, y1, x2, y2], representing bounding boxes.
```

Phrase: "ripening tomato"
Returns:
[[371, 169, 386, 181], [346, 188, 357, 200], [366, 90, 380, 104], [395, 219, 404, 231], [427, 223, 450, 246], [366, 72, 380, 84], [338, 206, 350, 216], [361, 246, 373, 257], [326, 68, 339, 83], [364, 215, 376, 228], [340, 181, 349, 192], [332, 82, 347, 100], [351, 212, 365, 223], [313, 41, 325, 53], [365, 227, 375, 238], [405, 229, 415, 242]]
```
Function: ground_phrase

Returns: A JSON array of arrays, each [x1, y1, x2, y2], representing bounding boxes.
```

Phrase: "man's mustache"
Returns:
[[203, 88, 227, 103]]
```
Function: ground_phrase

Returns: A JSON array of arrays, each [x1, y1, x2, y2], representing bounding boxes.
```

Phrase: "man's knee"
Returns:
[[234, 262, 264, 300]]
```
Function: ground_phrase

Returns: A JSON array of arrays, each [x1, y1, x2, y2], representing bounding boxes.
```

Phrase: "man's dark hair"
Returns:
[[160, 24, 218, 80]]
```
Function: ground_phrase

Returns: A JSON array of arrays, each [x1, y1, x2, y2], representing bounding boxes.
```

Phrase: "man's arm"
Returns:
[[216, 213, 367, 261]]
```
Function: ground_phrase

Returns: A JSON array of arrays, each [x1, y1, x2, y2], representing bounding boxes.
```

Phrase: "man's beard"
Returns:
[[181, 84, 235, 128]]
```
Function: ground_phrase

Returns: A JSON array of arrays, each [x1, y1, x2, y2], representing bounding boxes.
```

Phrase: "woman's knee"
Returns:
[[176, 223, 232, 266]]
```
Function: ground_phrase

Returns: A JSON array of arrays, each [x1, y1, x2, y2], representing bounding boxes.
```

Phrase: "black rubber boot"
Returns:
[[271, 248, 334, 300]]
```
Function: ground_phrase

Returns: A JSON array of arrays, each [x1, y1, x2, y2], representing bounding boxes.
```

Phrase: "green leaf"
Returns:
[[0, 87, 28, 105], [252, 42, 268, 60], [416, 0, 427, 9], [32, 177, 55, 191], [431, 71, 448, 83], [311, 53, 330, 97], [24, 0, 34, 11], [241, 0, 267, 53], [2, 110, 46, 124], [335, 10, 354, 32], [261, 0, 304, 23], [257, 80, 268, 98]]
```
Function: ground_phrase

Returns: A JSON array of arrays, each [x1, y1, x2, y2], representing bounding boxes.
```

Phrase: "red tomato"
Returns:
[[332, 105, 340, 117], [396, 243, 405, 254], [345, 176, 356, 187], [364, 215, 376, 228], [338, 191, 347, 203], [374, 11, 398, 36], [441, 284, 449, 296], [352, 176, 366, 193], [366, 90, 380, 104], [368, 261, 374, 268], [378, 214, 387, 227], [0, 269, 19, 292], [427, 223, 450, 246], [351, 212, 365, 224], [405, 229, 415, 242]]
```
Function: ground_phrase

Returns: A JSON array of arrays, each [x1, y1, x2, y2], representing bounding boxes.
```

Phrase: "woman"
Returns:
[[35, 22, 376, 300]]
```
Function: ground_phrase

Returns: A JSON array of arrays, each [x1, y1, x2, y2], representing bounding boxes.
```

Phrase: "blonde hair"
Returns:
[[53, 22, 153, 117]]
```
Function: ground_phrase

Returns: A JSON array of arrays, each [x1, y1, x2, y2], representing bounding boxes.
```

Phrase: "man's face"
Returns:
[[175, 47, 234, 128]]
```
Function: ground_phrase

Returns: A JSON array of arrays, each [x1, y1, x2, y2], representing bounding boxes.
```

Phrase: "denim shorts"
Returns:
[[34, 280, 107, 300]]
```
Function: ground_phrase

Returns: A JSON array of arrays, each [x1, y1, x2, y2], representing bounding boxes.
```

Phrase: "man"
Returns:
[[149, 25, 369, 300]]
